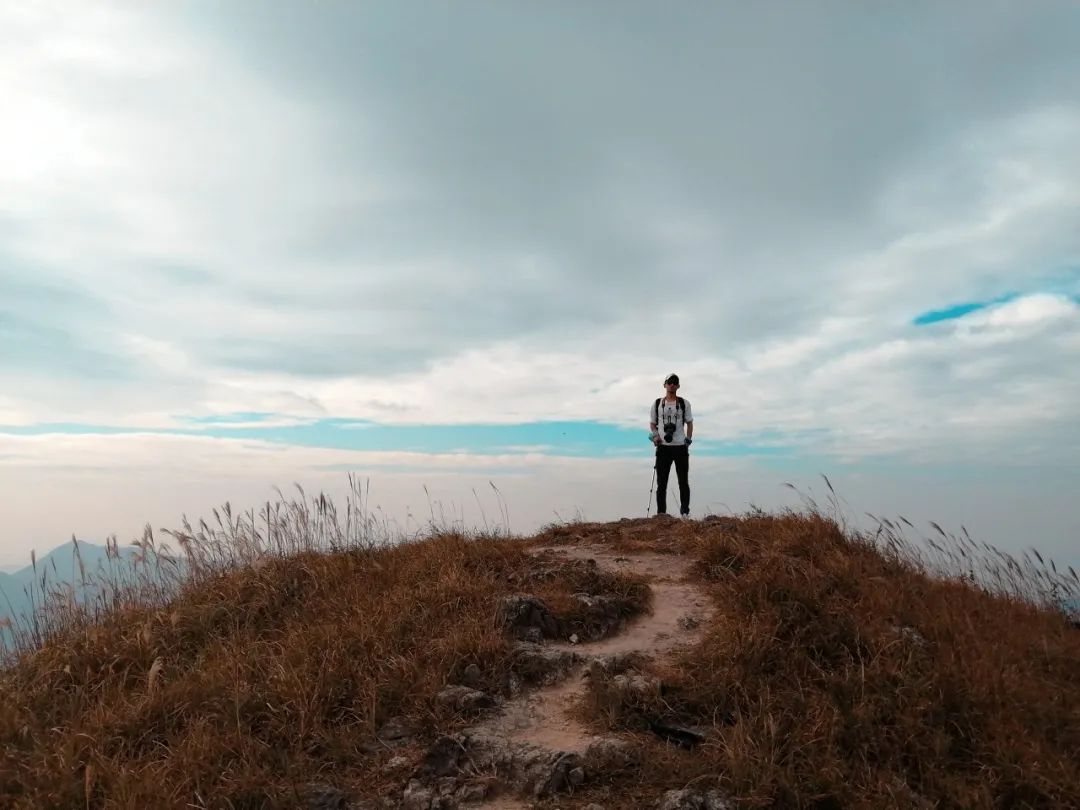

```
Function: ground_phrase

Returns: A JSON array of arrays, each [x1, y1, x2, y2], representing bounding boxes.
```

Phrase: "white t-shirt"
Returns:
[[651, 397, 693, 446]]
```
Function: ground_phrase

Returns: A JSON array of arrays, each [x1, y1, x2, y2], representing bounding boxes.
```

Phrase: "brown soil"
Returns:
[[477, 543, 711, 778]]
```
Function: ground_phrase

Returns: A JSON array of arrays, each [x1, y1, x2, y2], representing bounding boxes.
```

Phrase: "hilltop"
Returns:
[[1, 507, 1077, 809]]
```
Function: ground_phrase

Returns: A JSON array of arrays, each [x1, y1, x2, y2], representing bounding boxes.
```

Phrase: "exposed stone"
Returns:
[[459, 728, 587, 798], [649, 720, 706, 749], [460, 663, 482, 687], [519, 626, 544, 644], [377, 715, 417, 742], [511, 641, 580, 685], [506, 672, 523, 697], [657, 788, 733, 810], [612, 673, 661, 696], [677, 613, 701, 630], [416, 735, 466, 778], [436, 685, 495, 712], [454, 779, 492, 803], [352, 800, 397, 810], [586, 652, 648, 678], [500, 594, 559, 639], [300, 783, 349, 810], [382, 755, 410, 774], [570, 593, 626, 639], [584, 737, 636, 765], [891, 624, 929, 648], [401, 780, 435, 810]]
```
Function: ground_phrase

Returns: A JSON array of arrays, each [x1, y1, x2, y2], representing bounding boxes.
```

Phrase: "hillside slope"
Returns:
[[1, 511, 1077, 809]]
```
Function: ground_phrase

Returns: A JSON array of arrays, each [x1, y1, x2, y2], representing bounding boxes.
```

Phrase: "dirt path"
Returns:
[[474, 543, 712, 806]]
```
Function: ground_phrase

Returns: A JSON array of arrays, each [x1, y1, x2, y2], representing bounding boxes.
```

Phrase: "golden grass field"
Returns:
[[1, 479, 1077, 808]]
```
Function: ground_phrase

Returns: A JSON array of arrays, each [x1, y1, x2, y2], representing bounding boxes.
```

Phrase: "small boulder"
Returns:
[[501, 594, 559, 639], [657, 788, 733, 810], [436, 685, 494, 712], [612, 673, 660, 697], [677, 613, 702, 630], [376, 716, 416, 743], [460, 663, 483, 687], [300, 783, 349, 810], [511, 641, 580, 685]]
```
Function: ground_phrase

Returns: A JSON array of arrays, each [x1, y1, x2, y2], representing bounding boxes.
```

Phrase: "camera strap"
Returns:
[[653, 397, 685, 425]]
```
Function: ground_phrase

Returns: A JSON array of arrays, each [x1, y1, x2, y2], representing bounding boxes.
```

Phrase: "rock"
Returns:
[[657, 788, 733, 810], [461, 663, 482, 687], [702, 792, 732, 810], [382, 755, 410, 774], [648, 720, 706, 749], [586, 652, 647, 678], [567, 593, 627, 640], [300, 783, 349, 809], [416, 735, 466, 778], [612, 673, 660, 696], [458, 729, 587, 798], [585, 805, 607, 810], [454, 779, 493, 803], [352, 800, 397, 810], [677, 613, 701, 630], [511, 641, 580, 685], [892, 624, 928, 648], [377, 716, 417, 742], [506, 672, 523, 697], [584, 737, 636, 765], [519, 626, 544, 644], [500, 594, 559, 639], [569, 633, 580, 644], [401, 780, 435, 810], [436, 685, 494, 712]]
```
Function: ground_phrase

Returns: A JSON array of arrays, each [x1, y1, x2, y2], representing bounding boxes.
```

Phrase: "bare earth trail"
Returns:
[[473, 543, 713, 807]]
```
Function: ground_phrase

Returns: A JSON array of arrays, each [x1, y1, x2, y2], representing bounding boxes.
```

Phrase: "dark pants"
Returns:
[[655, 444, 690, 515]]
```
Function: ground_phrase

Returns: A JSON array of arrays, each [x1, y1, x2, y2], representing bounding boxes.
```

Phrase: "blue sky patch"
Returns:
[[912, 292, 1019, 326], [0, 417, 797, 460]]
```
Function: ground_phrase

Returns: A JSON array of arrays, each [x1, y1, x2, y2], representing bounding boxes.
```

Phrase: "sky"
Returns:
[[1, 1, 1078, 571]]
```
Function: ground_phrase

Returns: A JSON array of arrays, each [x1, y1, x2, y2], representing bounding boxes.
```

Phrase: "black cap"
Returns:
[[664, 373, 680, 385]]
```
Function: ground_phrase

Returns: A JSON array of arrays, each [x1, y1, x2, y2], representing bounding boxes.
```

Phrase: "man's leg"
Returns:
[[675, 445, 690, 516], [655, 447, 673, 514]]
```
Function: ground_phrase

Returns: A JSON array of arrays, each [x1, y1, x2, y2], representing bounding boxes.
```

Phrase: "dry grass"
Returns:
[[561, 508, 1080, 809], [2, 478, 1077, 809], [0, 480, 648, 809]]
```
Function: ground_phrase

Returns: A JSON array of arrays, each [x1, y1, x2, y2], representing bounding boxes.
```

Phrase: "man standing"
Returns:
[[650, 373, 693, 517]]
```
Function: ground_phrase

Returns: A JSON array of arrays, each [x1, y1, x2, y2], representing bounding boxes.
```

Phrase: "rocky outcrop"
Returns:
[[400, 728, 595, 808], [500, 595, 559, 641], [509, 640, 580, 686], [657, 789, 733, 810], [436, 685, 495, 713]]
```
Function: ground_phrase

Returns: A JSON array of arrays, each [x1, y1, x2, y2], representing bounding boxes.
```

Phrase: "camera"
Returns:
[[663, 422, 676, 443]]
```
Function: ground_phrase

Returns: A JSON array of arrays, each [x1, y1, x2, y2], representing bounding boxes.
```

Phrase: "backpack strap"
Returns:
[[656, 398, 686, 421]]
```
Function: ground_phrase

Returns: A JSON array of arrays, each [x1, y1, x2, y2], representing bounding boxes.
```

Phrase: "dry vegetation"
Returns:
[[551, 509, 1080, 809], [1, 479, 1078, 809]]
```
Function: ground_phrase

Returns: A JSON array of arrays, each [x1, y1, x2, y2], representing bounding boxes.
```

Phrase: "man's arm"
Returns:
[[685, 420, 693, 440]]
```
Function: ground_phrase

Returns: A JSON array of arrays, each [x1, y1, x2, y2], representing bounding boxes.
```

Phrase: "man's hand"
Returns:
[[685, 438, 692, 447]]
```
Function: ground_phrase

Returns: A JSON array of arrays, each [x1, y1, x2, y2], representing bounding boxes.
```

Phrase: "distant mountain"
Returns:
[[0, 540, 145, 647]]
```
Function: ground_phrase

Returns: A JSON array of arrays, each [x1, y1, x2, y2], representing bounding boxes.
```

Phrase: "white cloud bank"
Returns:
[[1, 3, 1078, 569]]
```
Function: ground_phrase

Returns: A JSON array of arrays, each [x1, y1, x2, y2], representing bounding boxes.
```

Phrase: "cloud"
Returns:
[[2, 3, 1080, 566]]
